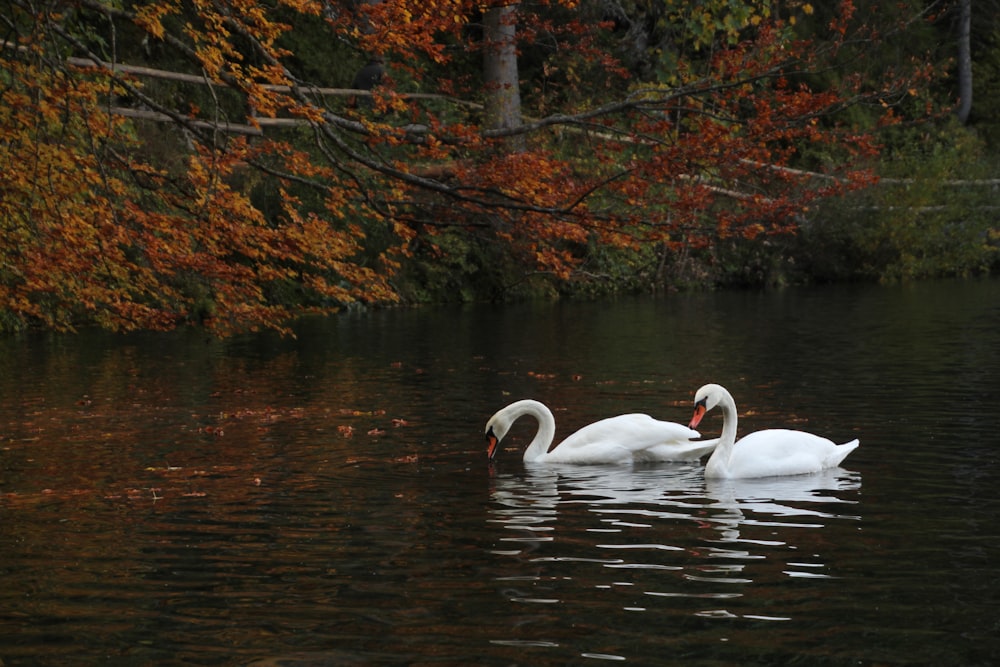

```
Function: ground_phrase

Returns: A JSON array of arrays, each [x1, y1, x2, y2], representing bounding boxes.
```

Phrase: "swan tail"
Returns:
[[681, 437, 720, 460], [642, 438, 718, 462], [825, 439, 860, 468]]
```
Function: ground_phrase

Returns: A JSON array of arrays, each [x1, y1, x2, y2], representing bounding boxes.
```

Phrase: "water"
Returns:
[[1, 280, 998, 666]]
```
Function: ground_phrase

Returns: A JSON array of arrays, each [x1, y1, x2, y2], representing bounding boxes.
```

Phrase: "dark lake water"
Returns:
[[1, 279, 999, 666]]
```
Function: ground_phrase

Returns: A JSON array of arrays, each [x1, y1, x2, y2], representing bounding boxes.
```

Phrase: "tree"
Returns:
[[956, 0, 973, 123], [482, 2, 523, 143], [0, 0, 937, 334]]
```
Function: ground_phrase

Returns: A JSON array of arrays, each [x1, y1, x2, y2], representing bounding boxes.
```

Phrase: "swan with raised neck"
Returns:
[[689, 383, 859, 478]]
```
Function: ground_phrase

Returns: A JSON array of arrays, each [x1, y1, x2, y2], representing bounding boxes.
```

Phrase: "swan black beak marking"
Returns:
[[689, 399, 707, 430], [486, 426, 499, 460]]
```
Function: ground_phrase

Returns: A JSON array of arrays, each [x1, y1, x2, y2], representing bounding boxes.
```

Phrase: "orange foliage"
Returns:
[[1, 0, 396, 335], [0, 0, 932, 333]]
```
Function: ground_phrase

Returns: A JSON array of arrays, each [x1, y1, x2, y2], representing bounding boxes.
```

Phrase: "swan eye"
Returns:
[[695, 397, 707, 408]]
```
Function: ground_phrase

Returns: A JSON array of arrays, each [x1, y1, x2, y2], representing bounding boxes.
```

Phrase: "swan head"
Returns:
[[689, 383, 727, 429], [484, 399, 552, 461], [485, 413, 512, 460]]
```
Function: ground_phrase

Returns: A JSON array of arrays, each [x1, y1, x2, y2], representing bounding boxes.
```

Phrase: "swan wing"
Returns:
[[720, 429, 859, 478], [543, 414, 703, 464]]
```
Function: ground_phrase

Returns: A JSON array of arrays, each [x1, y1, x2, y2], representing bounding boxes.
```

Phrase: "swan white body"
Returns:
[[689, 384, 859, 479], [485, 399, 717, 464]]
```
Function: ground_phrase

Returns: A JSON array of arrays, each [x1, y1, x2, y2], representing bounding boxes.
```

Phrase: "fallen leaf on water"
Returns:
[[338, 408, 387, 417]]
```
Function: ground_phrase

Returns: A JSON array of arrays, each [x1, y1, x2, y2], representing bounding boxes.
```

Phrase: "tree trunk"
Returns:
[[956, 0, 973, 124], [483, 3, 525, 150]]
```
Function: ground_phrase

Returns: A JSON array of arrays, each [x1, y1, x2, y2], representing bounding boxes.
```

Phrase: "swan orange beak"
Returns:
[[487, 427, 499, 460], [689, 403, 707, 430]]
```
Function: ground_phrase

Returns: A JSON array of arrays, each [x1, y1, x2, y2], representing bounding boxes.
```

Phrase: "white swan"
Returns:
[[688, 384, 859, 479], [485, 399, 717, 464]]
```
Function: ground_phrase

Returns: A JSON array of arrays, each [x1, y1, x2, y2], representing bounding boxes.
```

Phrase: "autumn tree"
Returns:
[[0, 0, 938, 333]]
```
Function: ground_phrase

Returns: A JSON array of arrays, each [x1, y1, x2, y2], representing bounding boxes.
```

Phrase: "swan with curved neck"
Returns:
[[486, 399, 717, 464], [689, 383, 859, 479]]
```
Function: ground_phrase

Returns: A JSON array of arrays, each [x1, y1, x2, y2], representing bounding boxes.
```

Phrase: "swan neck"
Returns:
[[707, 392, 739, 475], [518, 401, 557, 463]]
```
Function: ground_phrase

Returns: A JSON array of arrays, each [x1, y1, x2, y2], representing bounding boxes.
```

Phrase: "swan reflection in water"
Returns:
[[487, 463, 711, 608], [700, 469, 862, 582], [488, 463, 861, 585], [489, 463, 708, 552]]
